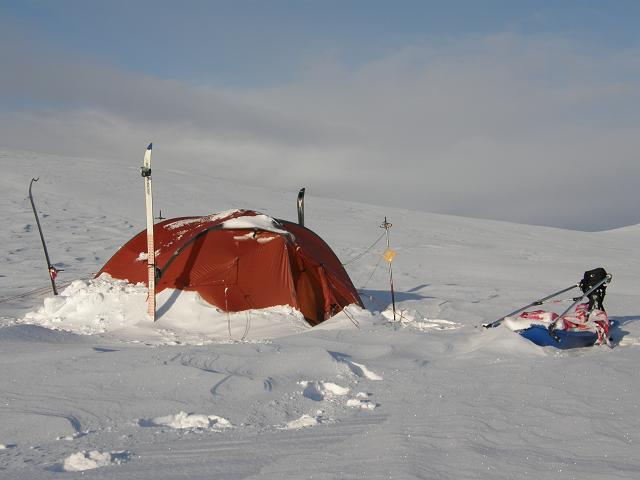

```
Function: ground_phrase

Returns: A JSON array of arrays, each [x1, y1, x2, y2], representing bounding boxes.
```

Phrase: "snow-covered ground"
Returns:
[[1, 149, 639, 479]]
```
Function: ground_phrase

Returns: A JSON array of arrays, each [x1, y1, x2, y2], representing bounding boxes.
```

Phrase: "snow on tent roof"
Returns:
[[220, 214, 292, 238], [165, 209, 242, 230]]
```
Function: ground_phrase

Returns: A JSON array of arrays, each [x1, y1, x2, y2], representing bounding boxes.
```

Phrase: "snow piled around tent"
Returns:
[[20, 274, 315, 344]]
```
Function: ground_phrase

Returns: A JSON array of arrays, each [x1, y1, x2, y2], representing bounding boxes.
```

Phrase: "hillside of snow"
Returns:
[[1, 149, 639, 479]]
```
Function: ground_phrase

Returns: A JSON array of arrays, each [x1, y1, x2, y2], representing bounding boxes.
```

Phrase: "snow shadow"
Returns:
[[0, 324, 82, 344], [406, 283, 430, 293], [328, 351, 351, 363], [359, 287, 432, 311], [156, 288, 183, 319], [137, 418, 159, 427], [609, 316, 640, 345], [610, 315, 640, 326], [157, 234, 207, 319], [92, 347, 119, 353]]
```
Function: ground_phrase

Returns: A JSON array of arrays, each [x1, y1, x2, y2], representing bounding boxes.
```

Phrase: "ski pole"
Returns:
[[28, 178, 58, 296], [548, 274, 612, 341], [483, 283, 578, 329]]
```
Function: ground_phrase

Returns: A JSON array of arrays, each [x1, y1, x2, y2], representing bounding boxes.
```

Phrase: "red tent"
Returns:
[[97, 210, 362, 325]]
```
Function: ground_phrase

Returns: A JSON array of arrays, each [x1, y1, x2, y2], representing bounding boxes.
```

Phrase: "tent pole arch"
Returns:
[[158, 225, 226, 278], [159, 216, 297, 279]]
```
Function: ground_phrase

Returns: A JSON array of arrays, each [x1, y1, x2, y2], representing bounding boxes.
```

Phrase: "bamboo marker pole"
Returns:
[[380, 217, 396, 322]]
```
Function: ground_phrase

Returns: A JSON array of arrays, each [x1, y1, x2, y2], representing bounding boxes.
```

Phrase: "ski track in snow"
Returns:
[[1, 150, 640, 479]]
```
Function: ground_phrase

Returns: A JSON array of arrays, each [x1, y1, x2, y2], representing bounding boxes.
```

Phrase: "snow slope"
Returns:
[[1, 149, 639, 479]]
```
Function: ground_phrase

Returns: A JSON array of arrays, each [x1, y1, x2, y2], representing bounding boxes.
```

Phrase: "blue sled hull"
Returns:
[[518, 325, 597, 349]]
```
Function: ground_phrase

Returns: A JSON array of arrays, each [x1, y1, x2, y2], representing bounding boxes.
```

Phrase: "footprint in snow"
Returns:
[[56, 431, 87, 441], [138, 411, 233, 431], [54, 450, 130, 472], [346, 392, 378, 410], [329, 352, 383, 381], [299, 381, 349, 401], [344, 360, 383, 381], [279, 410, 327, 430]]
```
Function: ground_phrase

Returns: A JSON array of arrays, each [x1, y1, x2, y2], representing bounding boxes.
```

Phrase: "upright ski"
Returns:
[[141, 143, 156, 321]]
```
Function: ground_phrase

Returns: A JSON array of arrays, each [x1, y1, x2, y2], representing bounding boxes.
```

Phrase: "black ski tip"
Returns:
[[147, 143, 153, 150]]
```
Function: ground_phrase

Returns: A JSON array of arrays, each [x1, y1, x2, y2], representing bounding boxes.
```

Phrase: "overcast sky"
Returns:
[[1, 1, 639, 231]]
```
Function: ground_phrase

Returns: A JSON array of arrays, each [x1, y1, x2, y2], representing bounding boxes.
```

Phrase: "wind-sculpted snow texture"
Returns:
[[1, 150, 640, 479]]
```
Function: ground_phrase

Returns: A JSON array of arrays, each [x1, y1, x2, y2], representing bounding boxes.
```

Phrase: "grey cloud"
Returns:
[[1, 34, 639, 231]]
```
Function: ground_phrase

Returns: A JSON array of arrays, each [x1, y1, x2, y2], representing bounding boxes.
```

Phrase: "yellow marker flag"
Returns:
[[383, 248, 396, 263]]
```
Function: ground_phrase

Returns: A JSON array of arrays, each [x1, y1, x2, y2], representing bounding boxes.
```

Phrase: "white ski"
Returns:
[[141, 143, 156, 321]]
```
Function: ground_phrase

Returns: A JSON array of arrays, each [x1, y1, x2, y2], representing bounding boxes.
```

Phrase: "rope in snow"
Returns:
[[359, 253, 385, 291], [223, 286, 252, 341], [341, 305, 360, 329], [238, 292, 253, 341], [0, 276, 93, 304], [341, 232, 386, 266], [225, 287, 232, 338], [0, 285, 53, 303], [241, 311, 251, 341]]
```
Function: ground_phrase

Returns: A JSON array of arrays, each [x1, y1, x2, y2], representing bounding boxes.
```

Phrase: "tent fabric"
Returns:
[[97, 210, 362, 325]]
